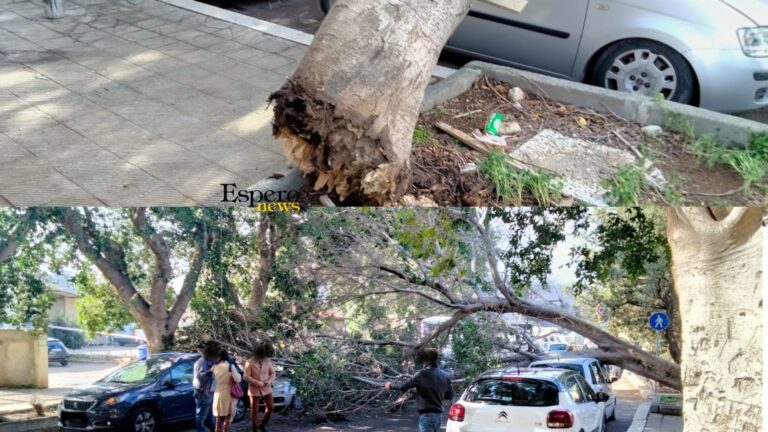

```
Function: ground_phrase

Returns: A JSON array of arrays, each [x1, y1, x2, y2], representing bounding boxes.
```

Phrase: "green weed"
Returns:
[[602, 163, 646, 206], [412, 125, 432, 145], [667, 113, 768, 192], [479, 151, 563, 206]]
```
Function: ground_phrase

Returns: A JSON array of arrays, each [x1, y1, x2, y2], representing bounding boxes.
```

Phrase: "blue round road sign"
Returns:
[[649, 312, 670, 331]]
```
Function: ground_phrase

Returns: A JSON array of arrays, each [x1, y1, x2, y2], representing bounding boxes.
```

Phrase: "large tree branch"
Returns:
[[129, 208, 172, 318], [58, 209, 151, 320], [168, 226, 209, 331]]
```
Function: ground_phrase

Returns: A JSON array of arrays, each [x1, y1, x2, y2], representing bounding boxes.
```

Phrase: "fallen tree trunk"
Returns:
[[269, 0, 476, 203]]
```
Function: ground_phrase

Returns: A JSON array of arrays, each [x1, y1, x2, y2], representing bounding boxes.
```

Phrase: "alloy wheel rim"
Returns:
[[604, 49, 677, 99], [134, 411, 155, 432]]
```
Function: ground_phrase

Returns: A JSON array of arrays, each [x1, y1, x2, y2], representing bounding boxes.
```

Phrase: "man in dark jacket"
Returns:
[[193, 342, 218, 432], [384, 348, 454, 432]]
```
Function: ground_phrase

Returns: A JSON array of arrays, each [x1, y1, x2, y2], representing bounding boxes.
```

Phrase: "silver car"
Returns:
[[322, 0, 768, 113]]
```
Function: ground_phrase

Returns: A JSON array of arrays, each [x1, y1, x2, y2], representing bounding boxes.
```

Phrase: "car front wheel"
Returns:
[[592, 39, 695, 105], [130, 407, 157, 432], [60, 359, 69, 366]]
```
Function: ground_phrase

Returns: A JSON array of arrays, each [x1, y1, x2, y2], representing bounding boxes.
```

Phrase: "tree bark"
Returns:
[[667, 208, 763, 432], [269, 0, 475, 203], [249, 214, 276, 310]]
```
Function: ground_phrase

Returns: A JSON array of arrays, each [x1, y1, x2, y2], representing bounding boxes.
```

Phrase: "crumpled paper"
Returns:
[[473, 129, 508, 147]]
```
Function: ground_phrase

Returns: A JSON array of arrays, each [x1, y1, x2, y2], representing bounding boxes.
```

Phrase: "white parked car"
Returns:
[[529, 357, 617, 421], [446, 368, 608, 432]]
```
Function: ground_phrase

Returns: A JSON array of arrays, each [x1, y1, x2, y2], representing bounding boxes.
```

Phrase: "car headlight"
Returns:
[[738, 27, 768, 57], [102, 394, 128, 406]]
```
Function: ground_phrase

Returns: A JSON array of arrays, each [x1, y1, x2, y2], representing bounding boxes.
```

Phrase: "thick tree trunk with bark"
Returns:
[[269, 0, 474, 203], [249, 214, 277, 310], [667, 208, 763, 432]]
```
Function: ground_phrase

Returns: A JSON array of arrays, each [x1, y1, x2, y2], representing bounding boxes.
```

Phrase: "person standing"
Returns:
[[244, 343, 277, 432], [193, 342, 218, 432], [212, 349, 242, 432], [384, 348, 454, 432]]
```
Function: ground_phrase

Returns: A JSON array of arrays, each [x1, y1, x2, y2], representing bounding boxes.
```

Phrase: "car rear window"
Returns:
[[531, 363, 584, 379], [465, 378, 559, 407]]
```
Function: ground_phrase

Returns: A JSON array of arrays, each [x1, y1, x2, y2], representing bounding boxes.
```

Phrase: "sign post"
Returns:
[[648, 312, 670, 395]]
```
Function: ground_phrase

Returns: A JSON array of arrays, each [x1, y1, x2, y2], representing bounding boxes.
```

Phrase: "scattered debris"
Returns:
[[460, 163, 478, 174], [499, 121, 521, 135], [452, 109, 482, 119], [508, 87, 526, 103], [472, 129, 508, 147], [510, 129, 637, 205], [401, 195, 439, 207], [485, 112, 504, 135], [319, 195, 336, 207], [642, 125, 664, 138]]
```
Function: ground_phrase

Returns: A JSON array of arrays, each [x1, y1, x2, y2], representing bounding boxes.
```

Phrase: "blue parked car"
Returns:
[[58, 352, 249, 432]]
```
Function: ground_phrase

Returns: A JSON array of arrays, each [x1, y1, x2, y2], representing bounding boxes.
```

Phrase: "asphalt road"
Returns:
[[199, 0, 768, 124], [48, 362, 120, 389], [176, 376, 647, 432]]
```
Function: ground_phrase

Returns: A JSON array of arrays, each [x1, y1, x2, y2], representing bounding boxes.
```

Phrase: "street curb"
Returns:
[[0, 416, 57, 432], [463, 61, 768, 146], [626, 403, 652, 432], [157, 0, 456, 79], [0, 401, 60, 417], [421, 67, 481, 112]]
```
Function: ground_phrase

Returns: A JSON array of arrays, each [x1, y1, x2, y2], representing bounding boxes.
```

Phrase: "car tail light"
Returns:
[[547, 409, 574, 428], [448, 403, 465, 422], [502, 377, 522, 382]]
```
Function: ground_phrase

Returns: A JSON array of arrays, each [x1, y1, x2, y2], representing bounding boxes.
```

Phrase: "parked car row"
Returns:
[[446, 357, 618, 431], [57, 352, 297, 432], [321, 0, 768, 113]]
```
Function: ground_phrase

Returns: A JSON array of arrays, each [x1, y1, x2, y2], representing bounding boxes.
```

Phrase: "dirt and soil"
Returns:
[[297, 77, 766, 207]]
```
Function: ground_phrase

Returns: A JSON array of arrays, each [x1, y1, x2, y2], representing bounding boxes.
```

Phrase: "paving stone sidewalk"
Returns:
[[0, 0, 307, 205], [643, 413, 683, 432]]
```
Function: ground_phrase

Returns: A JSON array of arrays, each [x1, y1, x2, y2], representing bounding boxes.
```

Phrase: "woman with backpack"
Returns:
[[244, 343, 277, 432], [211, 349, 243, 432]]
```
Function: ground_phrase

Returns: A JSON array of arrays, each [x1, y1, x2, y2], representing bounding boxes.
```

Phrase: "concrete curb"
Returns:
[[627, 402, 652, 432], [462, 61, 768, 146], [0, 416, 57, 432], [0, 400, 59, 417], [420, 68, 481, 112]]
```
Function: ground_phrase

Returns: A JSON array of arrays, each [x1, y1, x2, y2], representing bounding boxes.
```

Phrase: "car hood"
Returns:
[[720, 0, 768, 25], [65, 382, 145, 399]]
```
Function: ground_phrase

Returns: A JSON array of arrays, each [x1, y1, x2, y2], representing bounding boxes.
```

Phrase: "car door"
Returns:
[[159, 361, 196, 422], [574, 374, 602, 432], [588, 361, 615, 413], [447, 0, 590, 78]]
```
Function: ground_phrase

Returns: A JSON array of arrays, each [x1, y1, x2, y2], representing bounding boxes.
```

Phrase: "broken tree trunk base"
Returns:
[[269, 0, 480, 204], [270, 81, 409, 204]]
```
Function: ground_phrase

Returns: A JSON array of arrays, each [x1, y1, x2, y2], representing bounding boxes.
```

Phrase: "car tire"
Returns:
[[60, 359, 69, 366], [129, 406, 158, 432], [320, 0, 332, 13], [592, 39, 695, 105]]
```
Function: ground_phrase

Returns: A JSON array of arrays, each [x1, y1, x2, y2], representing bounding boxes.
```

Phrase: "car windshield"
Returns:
[[99, 358, 174, 384], [548, 344, 568, 351], [465, 378, 559, 407], [531, 363, 585, 379]]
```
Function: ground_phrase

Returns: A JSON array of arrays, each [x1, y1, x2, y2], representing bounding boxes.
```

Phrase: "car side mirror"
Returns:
[[610, 376, 619, 383], [165, 379, 182, 388], [596, 392, 610, 403]]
